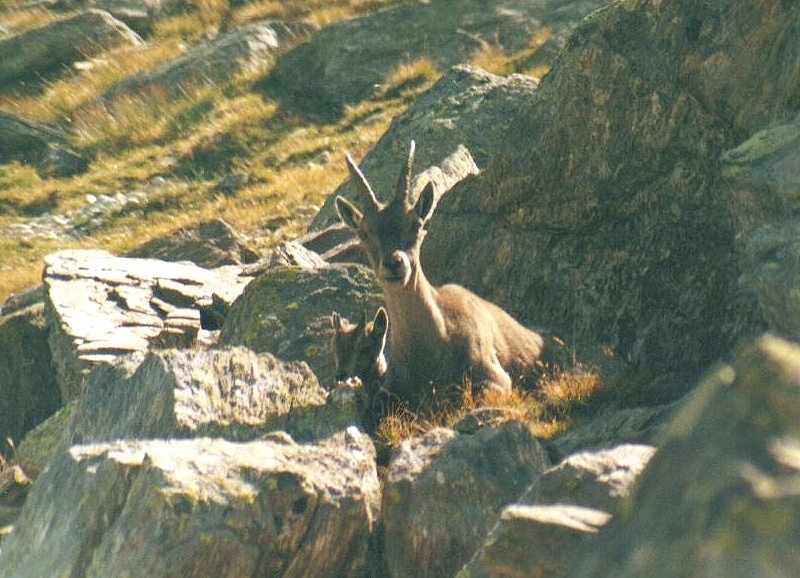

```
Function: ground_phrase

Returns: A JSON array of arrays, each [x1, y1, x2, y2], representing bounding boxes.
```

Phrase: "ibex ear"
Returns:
[[372, 307, 389, 344], [414, 182, 435, 223], [335, 196, 363, 231]]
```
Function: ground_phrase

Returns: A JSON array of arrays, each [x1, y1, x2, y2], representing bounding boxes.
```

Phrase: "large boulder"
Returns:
[[264, 0, 605, 119], [381, 421, 551, 578], [0, 108, 88, 177], [311, 65, 537, 229], [65, 347, 354, 446], [0, 10, 142, 88], [43, 249, 252, 400], [568, 336, 800, 578], [104, 20, 315, 99], [218, 260, 383, 387], [422, 0, 800, 386], [0, 433, 380, 578]]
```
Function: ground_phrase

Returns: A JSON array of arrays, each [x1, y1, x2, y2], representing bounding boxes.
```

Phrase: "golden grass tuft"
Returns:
[[373, 364, 605, 452]]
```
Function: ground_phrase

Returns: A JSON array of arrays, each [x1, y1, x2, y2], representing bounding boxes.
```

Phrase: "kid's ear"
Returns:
[[372, 307, 388, 341], [414, 182, 435, 223], [335, 196, 363, 230]]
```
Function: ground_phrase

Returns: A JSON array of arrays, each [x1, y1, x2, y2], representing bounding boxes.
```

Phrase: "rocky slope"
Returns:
[[0, 0, 799, 576]]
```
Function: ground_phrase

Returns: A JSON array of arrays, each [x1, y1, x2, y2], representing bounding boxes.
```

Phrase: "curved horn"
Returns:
[[395, 140, 416, 205], [346, 153, 379, 210]]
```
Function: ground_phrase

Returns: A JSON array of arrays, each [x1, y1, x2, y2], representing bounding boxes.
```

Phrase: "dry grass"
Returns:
[[374, 364, 605, 452]]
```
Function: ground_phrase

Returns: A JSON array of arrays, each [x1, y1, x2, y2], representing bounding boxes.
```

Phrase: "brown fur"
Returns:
[[335, 141, 544, 406], [331, 307, 388, 385]]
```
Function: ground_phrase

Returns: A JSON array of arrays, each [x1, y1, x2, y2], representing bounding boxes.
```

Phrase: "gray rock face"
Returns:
[[0, 433, 380, 578], [458, 444, 655, 578], [105, 20, 316, 99], [65, 347, 352, 446], [265, 0, 604, 119], [312, 65, 536, 228], [457, 504, 611, 578], [0, 304, 61, 456], [0, 10, 142, 87], [381, 421, 551, 578], [523, 444, 656, 513], [219, 260, 383, 387], [569, 336, 800, 578], [43, 249, 252, 400]]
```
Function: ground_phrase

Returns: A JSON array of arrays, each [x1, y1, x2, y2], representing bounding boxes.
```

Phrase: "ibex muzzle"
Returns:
[[336, 141, 544, 405]]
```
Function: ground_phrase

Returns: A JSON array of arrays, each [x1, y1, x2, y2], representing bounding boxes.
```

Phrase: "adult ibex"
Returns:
[[335, 141, 544, 405]]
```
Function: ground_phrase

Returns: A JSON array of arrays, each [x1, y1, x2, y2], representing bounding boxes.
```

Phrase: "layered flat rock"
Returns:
[[43, 249, 252, 400]]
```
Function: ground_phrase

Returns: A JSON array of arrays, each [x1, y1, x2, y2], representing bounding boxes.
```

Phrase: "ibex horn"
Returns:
[[395, 140, 416, 205], [346, 153, 380, 210]]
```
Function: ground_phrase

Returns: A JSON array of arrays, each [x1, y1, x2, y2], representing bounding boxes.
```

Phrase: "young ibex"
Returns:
[[331, 307, 389, 386], [331, 307, 389, 431], [335, 141, 544, 405]]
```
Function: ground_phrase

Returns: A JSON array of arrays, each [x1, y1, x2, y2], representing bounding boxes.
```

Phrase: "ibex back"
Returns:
[[335, 141, 544, 405]]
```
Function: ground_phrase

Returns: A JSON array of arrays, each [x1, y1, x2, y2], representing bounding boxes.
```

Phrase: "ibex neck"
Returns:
[[381, 268, 445, 341]]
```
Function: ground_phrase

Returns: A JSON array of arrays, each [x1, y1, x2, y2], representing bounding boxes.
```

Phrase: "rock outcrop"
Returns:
[[65, 347, 344, 445], [458, 443, 655, 578], [381, 422, 550, 578], [421, 0, 799, 386], [0, 433, 379, 578], [48, 0, 187, 36], [0, 340, 378, 576], [568, 336, 800, 578], [125, 218, 261, 268], [0, 304, 61, 457], [0, 108, 88, 177], [43, 249, 252, 400], [724, 114, 800, 341], [0, 10, 142, 88]]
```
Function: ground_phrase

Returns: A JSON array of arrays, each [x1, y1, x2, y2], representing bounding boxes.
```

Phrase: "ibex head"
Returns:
[[331, 307, 389, 382], [335, 141, 435, 287]]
